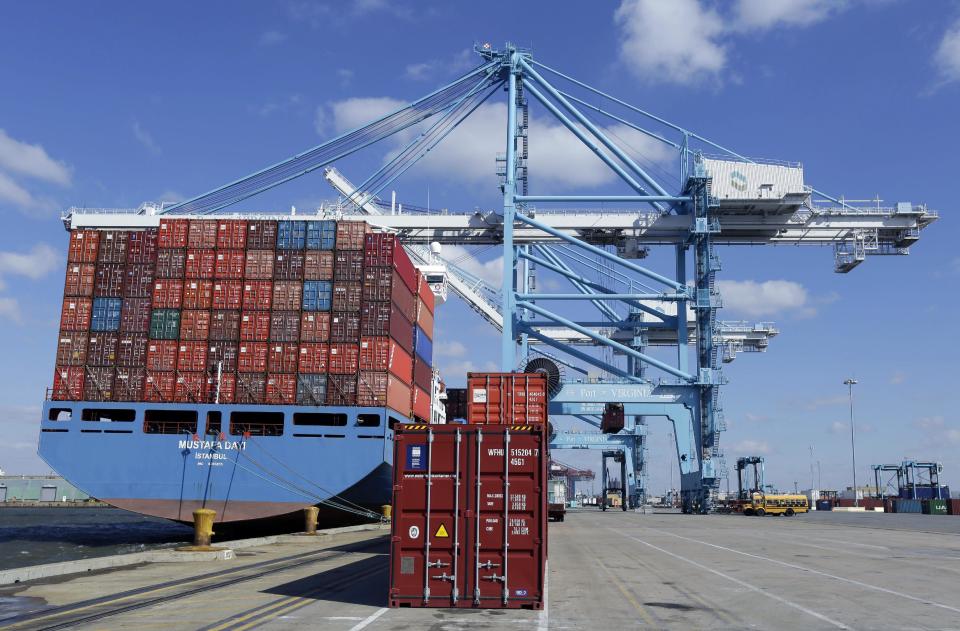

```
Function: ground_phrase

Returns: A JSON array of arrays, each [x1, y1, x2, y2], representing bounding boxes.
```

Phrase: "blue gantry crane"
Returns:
[[71, 43, 937, 513]]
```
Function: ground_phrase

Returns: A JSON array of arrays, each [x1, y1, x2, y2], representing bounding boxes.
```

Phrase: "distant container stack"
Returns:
[[53, 219, 433, 421]]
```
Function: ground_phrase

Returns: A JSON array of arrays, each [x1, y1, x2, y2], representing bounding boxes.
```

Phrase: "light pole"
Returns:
[[844, 378, 858, 507]]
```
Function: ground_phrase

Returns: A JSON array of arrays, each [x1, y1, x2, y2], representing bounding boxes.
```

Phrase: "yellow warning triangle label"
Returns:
[[435, 523, 449, 538]]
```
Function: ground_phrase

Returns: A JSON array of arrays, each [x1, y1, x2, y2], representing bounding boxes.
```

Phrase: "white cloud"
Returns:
[[733, 0, 843, 31], [0, 296, 21, 323], [0, 171, 40, 208], [404, 62, 434, 81], [0, 243, 60, 279], [745, 413, 771, 423], [615, 0, 727, 85], [717, 279, 809, 317], [336, 68, 354, 86], [829, 421, 848, 435], [259, 30, 286, 46], [935, 18, 960, 85], [132, 121, 161, 155], [404, 49, 474, 82], [731, 439, 770, 455], [0, 129, 72, 185], [435, 340, 468, 358], [158, 190, 185, 204], [440, 244, 503, 286], [329, 97, 407, 134], [913, 416, 945, 430]]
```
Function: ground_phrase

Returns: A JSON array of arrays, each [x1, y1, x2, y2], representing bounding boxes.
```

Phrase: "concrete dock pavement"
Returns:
[[2, 510, 960, 629]]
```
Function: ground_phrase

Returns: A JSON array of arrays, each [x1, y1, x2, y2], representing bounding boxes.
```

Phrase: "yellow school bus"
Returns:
[[743, 493, 809, 516]]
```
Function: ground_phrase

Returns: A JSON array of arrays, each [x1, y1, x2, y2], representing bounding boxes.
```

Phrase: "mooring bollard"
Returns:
[[304, 506, 319, 535], [381, 504, 392, 520], [193, 508, 216, 548]]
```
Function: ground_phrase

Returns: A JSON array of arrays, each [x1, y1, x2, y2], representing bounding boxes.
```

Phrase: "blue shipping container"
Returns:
[[277, 221, 306, 249], [302, 281, 332, 311], [91, 297, 122, 331], [413, 325, 432, 364], [306, 220, 337, 250], [895, 498, 922, 514], [899, 486, 950, 500], [815, 499, 832, 511]]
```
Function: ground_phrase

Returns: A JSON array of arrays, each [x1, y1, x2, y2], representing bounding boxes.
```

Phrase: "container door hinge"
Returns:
[[484, 573, 506, 583], [432, 572, 456, 582], [426, 560, 448, 568], [477, 560, 500, 569]]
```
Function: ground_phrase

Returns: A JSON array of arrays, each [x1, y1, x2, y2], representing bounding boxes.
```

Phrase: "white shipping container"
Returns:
[[703, 158, 805, 200]]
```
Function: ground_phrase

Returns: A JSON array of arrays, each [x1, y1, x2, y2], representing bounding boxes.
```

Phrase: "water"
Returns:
[[0, 507, 192, 570]]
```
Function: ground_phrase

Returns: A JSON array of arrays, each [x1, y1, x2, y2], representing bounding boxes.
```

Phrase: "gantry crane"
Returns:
[[67, 43, 937, 513]]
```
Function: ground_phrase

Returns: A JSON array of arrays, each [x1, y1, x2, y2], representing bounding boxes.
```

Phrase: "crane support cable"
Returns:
[[163, 60, 500, 215]]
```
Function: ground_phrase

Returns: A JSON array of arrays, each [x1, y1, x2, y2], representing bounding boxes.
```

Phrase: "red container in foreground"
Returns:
[[390, 424, 546, 610], [466, 373, 549, 425]]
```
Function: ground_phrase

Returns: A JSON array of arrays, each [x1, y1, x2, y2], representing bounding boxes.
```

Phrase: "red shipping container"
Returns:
[[411, 386, 431, 421], [360, 302, 390, 336], [414, 356, 432, 391], [207, 341, 239, 372], [127, 230, 158, 265], [326, 374, 357, 406], [238, 342, 268, 372], [209, 372, 235, 403], [188, 220, 218, 249], [466, 373, 549, 425], [335, 221, 369, 250], [417, 271, 435, 313], [185, 249, 216, 278], [64, 263, 96, 297], [270, 311, 300, 342], [146, 340, 178, 371], [328, 343, 359, 374], [83, 367, 115, 402], [123, 264, 154, 298], [334, 250, 364, 282], [60, 298, 92, 331], [358, 371, 411, 413], [240, 311, 271, 341], [114, 367, 146, 401], [332, 282, 362, 312], [300, 312, 331, 343], [274, 251, 305, 280], [156, 248, 186, 278], [242, 280, 273, 311], [416, 299, 434, 335], [96, 231, 128, 264], [212, 280, 243, 309], [246, 220, 277, 249], [215, 250, 245, 279], [94, 264, 125, 297], [268, 342, 299, 373], [176, 371, 209, 403], [391, 311, 414, 355], [298, 343, 329, 373], [392, 275, 417, 323], [216, 219, 248, 249], [180, 310, 210, 340], [245, 250, 275, 280], [272, 281, 302, 311], [361, 267, 394, 302], [177, 341, 208, 372], [56, 332, 88, 366], [389, 424, 547, 610], [87, 332, 118, 366], [364, 234, 417, 293], [152, 279, 183, 309], [235, 373, 266, 404], [359, 336, 389, 372], [330, 311, 361, 342], [68, 230, 99, 263], [266, 373, 297, 404], [158, 219, 188, 248], [183, 280, 214, 309], [116, 334, 147, 367], [144, 371, 176, 402], [120, 298, 151, 333], [52, 366, 85, 400], [304, 250, 334, 280], [209, 310, 241, 341]]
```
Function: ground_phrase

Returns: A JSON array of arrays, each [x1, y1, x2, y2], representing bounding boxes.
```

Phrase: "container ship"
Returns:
[[40, 212, 441, 527]]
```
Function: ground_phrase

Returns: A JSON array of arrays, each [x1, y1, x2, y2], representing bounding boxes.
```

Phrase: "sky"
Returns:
[[0, 1, 957, 497]]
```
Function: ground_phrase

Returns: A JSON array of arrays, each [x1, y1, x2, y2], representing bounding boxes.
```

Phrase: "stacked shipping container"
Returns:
[[52, 219, 433, 419]]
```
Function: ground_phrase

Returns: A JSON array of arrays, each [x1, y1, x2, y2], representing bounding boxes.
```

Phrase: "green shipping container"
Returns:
[[922, 499, 948, 515], [149, 309, 181, 340]]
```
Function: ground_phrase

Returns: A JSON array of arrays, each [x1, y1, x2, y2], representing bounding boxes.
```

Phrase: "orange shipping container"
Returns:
[[187, 220, 218, 249], [60, 298, 93, 331], [266, 374, 297, 404], [466, 372, 549, 425], [64, 264, 95, 297], [215, 250, 245, 279], [177, 342, 208, 372], [175, 371, 208, 402], [183, 280, 214, 309], [298, 343, 329, 373], [242, 281, 273, 310], [416, 298, 434, 334], [217, 219, 248, 249], [158, 219, 188, 248], [358, 371, 411, 414], [411, 386, 431, 422], [300, 312, 331, 343], [152, 280, 183, 309], [185, 249, 216, 278], [67, 230, 99, 263]]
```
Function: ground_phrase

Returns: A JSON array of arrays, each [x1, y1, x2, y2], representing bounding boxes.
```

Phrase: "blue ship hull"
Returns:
[[38, 401, 400, 524]]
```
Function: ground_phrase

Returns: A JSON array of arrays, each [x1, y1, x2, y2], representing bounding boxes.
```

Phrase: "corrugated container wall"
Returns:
[[390, 424, 546, 610], [466, 373, 549, 425], [50, 221, 431, 419]]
